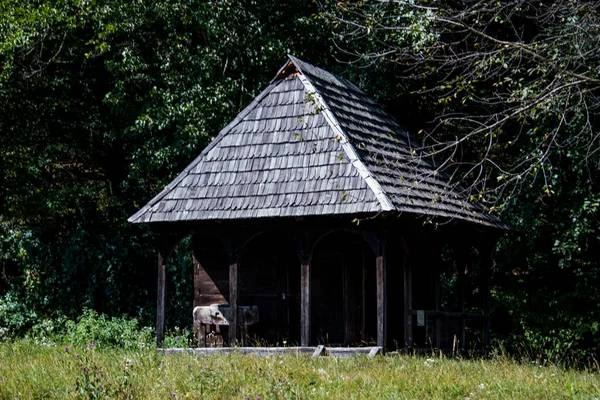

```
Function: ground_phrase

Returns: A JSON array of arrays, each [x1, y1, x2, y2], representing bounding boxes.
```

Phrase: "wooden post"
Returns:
[[343, 261, 355, 345], [363, 231, 387, 349], [155, 234, 181, 348], [227, 243, 240, 347], [361, 250, 366, 342], [296, 234, 311, 347], [456, 248, 467, 351], [157, 251, 166, 348], [375, 243, 387, 348], [301, 262, 310, 346], [193, 254, 202, 308], [403, 256, 413, 348], [481, 243, 493, 348], [434, 262, 442, 348]]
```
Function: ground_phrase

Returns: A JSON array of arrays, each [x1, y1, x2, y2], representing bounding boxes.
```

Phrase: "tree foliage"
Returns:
[[1, 0, 599, 361], [324, 0, 600, 360], [0, 0, 329, 328]]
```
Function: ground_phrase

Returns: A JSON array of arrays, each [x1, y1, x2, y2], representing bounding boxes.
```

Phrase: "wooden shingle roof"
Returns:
[[129, 56, 504, 228]]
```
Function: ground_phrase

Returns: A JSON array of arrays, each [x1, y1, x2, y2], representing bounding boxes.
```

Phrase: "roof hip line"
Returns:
[[293, 59, 395, 213]]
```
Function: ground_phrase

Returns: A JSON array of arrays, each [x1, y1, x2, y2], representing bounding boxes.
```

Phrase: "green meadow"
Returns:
[[1, 341, 599, 399]]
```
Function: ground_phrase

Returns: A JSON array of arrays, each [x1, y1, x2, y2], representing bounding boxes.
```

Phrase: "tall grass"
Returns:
[[1, 340, 599, 399]]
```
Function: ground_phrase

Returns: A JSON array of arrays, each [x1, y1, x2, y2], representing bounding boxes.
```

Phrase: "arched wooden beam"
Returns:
[[308, 228, 388, 349], [309, 228, 378, 259]]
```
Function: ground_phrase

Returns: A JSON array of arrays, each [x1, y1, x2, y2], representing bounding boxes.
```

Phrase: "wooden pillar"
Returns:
[[155, 234, 181, 348], [456, 247, 468, 351], [363, 231, 387, 349], [433, 262, 442, 348], [227, 242, 240, 347], [403, 255, 413, 348], [481, 244, 494, 348], [375, 242, 387, 348], [157, 250, 167, 348], [296, 234, 311, 347], [192, 254, 202, 307], [343, 261, 355, 345]]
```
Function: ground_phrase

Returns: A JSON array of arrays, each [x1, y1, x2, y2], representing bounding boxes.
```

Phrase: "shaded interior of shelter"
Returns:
[[189, 226, 492, 350]]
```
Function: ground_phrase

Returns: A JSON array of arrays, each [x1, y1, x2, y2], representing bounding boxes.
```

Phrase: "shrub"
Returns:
[[0, 292, 37, 339], [64, 309, 153, 350]]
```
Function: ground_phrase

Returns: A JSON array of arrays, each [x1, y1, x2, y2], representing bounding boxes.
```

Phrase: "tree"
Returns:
[[323, 0, 600, 361], [0, 0, 330, 330], [323, 0, 600, 205]]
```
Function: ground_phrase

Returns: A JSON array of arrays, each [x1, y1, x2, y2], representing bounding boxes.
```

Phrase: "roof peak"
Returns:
[[129, 57, 505, 228]]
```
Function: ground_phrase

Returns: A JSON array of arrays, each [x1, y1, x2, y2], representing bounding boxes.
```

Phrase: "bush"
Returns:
[[64, 309, 153, 350], [0, 292, 37, 339]]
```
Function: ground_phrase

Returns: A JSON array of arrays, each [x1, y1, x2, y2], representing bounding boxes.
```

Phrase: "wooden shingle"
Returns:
[[129, 56, 504, 228]]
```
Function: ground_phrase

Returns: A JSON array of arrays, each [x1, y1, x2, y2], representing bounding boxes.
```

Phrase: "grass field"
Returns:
[[1, 341, 599, 399]]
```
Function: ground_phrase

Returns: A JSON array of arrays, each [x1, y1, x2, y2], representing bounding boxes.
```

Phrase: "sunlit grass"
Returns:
[[0, 340, 599, 399]]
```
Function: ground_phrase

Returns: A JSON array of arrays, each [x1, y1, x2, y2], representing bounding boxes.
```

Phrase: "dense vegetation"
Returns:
[[1, 0, 599, 365], [2, 341, 599, 399]]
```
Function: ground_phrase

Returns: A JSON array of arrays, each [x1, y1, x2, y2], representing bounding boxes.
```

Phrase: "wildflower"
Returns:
[[317, 368, 327, 375], [424, 358, 435, 367], [478, 383, 485, 390], [255, 397, 261, 400], [175, 326, 180, 332], [175, 336, 180, 340], [170, 392, 177, 397], [199, 335, 204, 340], [64, 346, 69, 352], [89, 343, 95, 348], [99, 372, 104, 378], [75, 353, 79, 358]]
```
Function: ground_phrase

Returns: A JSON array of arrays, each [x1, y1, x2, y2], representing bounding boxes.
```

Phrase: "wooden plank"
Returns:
[[312, 345, 325, 358], [159, 346, 383, 357], [327, 347, 381, 358], [156, 251, 166, 348], [410, 310, 487, 319], [368, 347, 383, 358]]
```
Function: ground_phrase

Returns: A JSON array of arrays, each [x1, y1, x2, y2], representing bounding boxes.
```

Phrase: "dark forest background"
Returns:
[[1, 0, 599, 361]]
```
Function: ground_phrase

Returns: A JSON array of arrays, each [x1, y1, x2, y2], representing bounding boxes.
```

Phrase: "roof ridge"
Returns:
[[289, 55, 395, 212], [128, 79, 284, 223]]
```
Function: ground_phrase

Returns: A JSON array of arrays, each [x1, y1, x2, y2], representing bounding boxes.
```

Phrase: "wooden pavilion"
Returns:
[[129, 56, 505, 351]]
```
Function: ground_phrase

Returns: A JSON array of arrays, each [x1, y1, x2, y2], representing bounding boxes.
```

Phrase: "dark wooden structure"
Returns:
[[129, 56, 505, 351]]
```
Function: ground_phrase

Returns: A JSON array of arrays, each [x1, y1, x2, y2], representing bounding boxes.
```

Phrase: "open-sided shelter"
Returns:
[[129, 56, 505, 351]]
